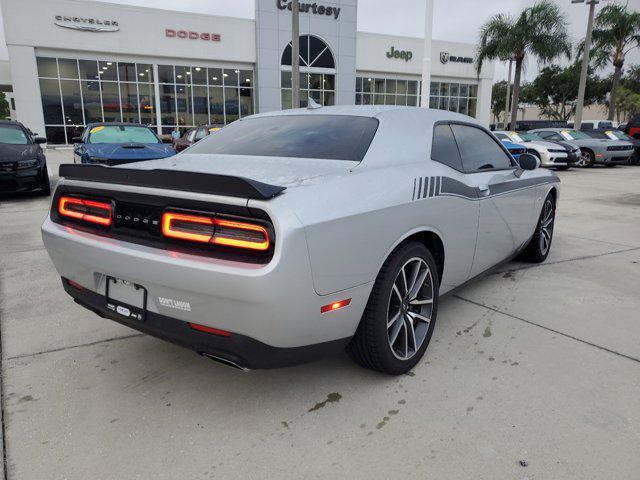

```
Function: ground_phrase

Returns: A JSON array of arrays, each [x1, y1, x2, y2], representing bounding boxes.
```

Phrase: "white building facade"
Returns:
[[1, 0, 494, 144]]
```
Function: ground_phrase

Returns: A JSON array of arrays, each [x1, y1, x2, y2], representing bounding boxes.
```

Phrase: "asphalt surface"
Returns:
[[1, 150, 639, 479]]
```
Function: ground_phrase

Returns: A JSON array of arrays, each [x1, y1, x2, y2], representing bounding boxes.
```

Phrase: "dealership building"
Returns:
[[1, 0, 494, 144]]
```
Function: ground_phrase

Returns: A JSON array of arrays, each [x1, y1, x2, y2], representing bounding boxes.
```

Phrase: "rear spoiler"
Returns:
[[59, 164, 286, 200]]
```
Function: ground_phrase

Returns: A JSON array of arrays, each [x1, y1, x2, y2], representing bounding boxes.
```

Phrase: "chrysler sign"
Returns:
[[54, 15, 119, 32]]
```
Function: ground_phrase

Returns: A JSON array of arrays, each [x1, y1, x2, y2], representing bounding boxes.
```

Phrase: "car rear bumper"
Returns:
[[42, 216, 370, 352], [62, 278, 350, 369]]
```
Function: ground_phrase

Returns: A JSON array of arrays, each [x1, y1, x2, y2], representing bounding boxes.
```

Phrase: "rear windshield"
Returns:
[[88, 125, 160, 144], [187, 115, 379, 161], [0, 125, 29, 145]]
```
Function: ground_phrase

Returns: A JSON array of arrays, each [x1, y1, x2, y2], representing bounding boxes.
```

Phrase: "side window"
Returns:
[[494, 133, 508, 141], [537, 131, 553, 139], [548, 133, 563, 141], [450, 124, 514, 172], [194, 127, 207, 141], [431, 124, 463, 171], [582, 122, 594, 129], [186, 129, 197, 142]]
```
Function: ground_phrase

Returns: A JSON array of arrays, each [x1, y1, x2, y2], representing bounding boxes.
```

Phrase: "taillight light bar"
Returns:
[[161, 211, 270, 251], [58, 196, 113, 226]]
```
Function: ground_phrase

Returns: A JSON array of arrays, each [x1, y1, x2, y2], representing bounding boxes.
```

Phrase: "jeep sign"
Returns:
[[386, 46, 413, 62]]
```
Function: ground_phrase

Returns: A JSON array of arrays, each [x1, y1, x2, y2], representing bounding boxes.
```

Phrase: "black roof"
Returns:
[[0, 120, 26, 127]]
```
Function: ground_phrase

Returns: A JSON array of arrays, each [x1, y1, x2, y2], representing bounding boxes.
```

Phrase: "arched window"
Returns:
[[281, 35, 336, 109]]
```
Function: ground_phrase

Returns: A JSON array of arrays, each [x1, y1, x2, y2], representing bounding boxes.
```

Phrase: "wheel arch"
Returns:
[[378, 228, 445, 285]]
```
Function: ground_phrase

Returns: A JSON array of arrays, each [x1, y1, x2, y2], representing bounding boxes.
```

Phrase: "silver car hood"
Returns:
[[523, 140, 568, 150], [123, 153, 358, 188]]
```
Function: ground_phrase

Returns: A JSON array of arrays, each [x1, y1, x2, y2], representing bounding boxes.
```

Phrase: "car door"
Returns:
[[450, 123, 537, 277], [429, 123, 480, 287]]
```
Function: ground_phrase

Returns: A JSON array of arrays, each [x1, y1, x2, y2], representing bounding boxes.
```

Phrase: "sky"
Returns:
[[0, 0, 639, 82]]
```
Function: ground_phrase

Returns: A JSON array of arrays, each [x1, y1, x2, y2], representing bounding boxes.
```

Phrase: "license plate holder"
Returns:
[[105, 276, 147, 322]]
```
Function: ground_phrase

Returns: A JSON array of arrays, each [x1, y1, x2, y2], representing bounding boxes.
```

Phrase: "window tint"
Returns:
[[0, 125, 29, 145], [451, 124, 513, 172], [88, 125, 160, 144], [431, 124, 463, 171], [187, 115, 378, 162]]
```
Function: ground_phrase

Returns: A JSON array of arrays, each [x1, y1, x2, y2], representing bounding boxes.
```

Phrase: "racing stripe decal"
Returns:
[[413, 176, 443, 200], [413, 175, 554, 201]]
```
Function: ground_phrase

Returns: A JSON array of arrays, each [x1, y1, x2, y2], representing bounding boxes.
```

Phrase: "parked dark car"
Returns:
[[73, 123, 175, 165], [173, 125, 222, 152], [0, 120, 50, 196], [582, 129, 640, 165], [623, 116, 640, 140]]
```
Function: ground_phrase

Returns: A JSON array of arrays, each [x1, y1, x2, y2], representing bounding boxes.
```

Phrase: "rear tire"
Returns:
[[347, 242, 439, 375], [518, 194, 555, 263]]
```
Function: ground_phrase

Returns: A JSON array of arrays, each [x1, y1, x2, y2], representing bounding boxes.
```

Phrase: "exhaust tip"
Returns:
[[200, 352, 250, 372]]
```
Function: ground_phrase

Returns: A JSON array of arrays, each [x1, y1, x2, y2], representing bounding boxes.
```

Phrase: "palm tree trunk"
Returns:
[[509, 58, 523, 131], [608, 63, 623, 121]]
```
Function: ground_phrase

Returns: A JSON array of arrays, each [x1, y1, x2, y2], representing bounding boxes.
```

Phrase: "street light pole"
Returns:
[[573, 0, 598, 130], [291, 0, 300, 109]]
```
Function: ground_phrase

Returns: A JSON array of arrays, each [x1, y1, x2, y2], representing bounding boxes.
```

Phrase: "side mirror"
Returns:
[[71, 136, 83, 143], [518, 153, 539, 171], [33, 137, 47, 144]]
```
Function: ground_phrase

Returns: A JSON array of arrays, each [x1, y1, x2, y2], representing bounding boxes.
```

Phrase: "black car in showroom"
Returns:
[[0, 120, 50, 196]]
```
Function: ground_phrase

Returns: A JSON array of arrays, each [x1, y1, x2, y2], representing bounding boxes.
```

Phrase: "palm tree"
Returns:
[[585, 3, 640, 121], [476, 1, 571, 130]]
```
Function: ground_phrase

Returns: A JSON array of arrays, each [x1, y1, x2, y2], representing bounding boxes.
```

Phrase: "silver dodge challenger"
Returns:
[[42, 106, 559, 374]]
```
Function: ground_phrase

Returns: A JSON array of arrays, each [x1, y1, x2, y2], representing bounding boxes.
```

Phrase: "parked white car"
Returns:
[[493, 131, 577, 170]]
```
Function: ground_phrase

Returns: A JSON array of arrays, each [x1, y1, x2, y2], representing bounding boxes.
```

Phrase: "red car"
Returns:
[[173, 125, 222, 152]]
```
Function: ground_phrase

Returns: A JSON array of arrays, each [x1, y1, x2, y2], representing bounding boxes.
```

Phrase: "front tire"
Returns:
[[519, 194, 555, 263], [347, 242, 439, 375], [577, 149, 595, 168], [39, 165, 51, 196]]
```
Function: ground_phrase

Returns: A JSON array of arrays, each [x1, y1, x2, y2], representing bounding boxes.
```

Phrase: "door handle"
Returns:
[[478, 184, 490, 196]]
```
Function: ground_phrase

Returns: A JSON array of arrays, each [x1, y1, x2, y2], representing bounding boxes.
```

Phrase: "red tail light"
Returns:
[[161, 212, 215, 243], [161, 211, 270, 251], [58, 196, 112, 226]]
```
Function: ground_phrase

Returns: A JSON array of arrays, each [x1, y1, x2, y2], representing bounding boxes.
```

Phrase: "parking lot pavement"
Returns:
[[1, 152, 639, 479]]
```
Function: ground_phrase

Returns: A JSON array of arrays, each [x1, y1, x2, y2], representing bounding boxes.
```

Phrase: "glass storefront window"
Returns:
[[224, 87, 239, 123], [118, 63, 137, 82], [38, 56, 254, 143], [193, 86, 209, 125], [120, 82, 139, 123], [192, 66, 207, 85], [355, 76, 420, 107], [58, 59, 79, 79], [60, 80, 83, 124], [205, 86, 221, 125], [158, 65, 173, 84], [39, 79, 63, 124], [100, 82, 121, 122], [138, 83, 156, 125], [81, 81, 103, 123], [137, 64, 154, 83], [79, 60, 99, 80], [98, 61, 118, 81], [37, 57, 58, 78]]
